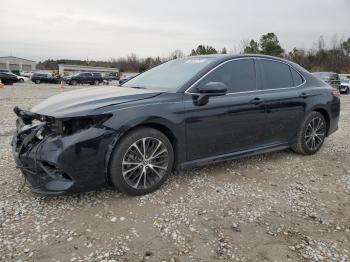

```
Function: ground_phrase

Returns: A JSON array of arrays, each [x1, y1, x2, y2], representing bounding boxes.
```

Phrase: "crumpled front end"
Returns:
[[11, 107, 117, 194]]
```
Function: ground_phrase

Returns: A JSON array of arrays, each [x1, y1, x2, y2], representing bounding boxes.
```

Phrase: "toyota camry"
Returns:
[[12, 54, 340, 195]]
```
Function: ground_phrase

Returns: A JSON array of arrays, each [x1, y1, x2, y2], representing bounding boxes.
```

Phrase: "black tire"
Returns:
[[19, 78, 24, 83], [71, 80, 78, 86], [35, 79, 40, 84], [109, 127, 174, 195], [292, 111, 327, 155], [94, 80, 99, 85], [346, 88, 349, 95]]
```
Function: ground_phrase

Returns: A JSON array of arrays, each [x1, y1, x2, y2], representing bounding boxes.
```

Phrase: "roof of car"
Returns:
[[184, 54, 297, 65], [312, 72, 337, 74]]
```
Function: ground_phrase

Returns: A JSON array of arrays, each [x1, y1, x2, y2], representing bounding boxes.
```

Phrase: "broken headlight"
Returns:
[[49, 114, 112, 135]]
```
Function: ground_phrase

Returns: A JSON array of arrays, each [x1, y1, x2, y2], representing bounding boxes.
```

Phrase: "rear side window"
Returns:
[[291, 67, 304, 86], [259, 59, 293, 89], [196, 59, 256, 93]]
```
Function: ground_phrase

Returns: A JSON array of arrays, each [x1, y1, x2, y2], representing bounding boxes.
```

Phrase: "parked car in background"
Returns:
[[64, 72, 103, 85], [31, 73, 61, 84], [20, 71, 34, 78], [12, 55, 340, 195], [119, 75, 136, 85], [340, 76, 350, 94], [0, 72, 19, 85], [103, 73, 119, 82], [0, 69, 12, 73], [312, 72, 340, 90], [7, 72, 28, 83]]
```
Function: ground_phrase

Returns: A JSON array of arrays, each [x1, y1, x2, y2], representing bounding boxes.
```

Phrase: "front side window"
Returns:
[[194, 59, 256, 93], [259, 59, 293, 89]]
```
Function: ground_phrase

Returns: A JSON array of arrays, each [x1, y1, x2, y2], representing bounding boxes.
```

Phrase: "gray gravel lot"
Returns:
[[1, 82, 350, 261]]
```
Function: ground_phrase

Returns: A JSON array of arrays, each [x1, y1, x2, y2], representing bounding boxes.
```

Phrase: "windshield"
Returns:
[[340, 77, 350, 83], [123, 57, 215, 91]]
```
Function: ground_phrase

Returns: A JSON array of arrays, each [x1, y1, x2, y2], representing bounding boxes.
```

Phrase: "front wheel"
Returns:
[[109, 127, 174, 195], [292, 111, 327, 155]]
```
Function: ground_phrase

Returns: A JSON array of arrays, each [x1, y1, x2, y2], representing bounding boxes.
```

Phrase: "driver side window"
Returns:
[[194, 59, 256, 93]]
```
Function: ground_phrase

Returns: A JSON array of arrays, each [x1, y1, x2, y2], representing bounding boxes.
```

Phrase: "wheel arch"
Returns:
[[105, 121, 180, 185], [311, 107, 331, 136]]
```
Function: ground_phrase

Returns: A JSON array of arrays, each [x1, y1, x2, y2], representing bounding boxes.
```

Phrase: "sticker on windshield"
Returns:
[[185, 59, 208, 64]]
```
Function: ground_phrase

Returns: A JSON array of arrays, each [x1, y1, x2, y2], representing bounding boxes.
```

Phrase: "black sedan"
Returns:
[[12, 55, 340, 195], [31, 73, 61, 84], [0, 72, 19, 85]]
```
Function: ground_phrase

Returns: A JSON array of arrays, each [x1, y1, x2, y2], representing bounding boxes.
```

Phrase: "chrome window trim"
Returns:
[[184, 57, 307, 96]]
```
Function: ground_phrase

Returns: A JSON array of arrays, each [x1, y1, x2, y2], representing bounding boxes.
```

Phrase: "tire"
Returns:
[[35, 79, 40, 84], [109, 127, 174, 195], [346, 88, 349, 95], [19, 78, 24, 83], [71, 80, 78, 86], [94, 80, 99, 85], [292, 111, 327, 155]]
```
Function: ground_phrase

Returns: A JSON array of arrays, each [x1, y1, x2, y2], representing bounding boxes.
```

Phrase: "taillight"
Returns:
[[331, 88, 340, 97]]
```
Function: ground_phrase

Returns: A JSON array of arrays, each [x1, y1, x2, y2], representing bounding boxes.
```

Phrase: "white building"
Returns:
[[58, 64, 119, 76], [0, 56, 36, 72]]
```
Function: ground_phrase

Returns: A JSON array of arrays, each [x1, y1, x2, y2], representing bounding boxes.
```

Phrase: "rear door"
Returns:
[[85, 73, 94, 83], [257, 58, 310, 144]]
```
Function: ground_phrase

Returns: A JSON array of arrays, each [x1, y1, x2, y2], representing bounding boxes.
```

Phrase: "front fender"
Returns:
[[102, 93, 186, 181]]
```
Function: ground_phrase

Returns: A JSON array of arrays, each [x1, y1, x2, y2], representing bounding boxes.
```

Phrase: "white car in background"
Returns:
[[7, 73, 29, 83], [340, 76, 350, 94], [20, 71, 34, 78]]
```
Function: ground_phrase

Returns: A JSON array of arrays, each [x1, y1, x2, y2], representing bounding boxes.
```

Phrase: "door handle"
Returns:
[[250, 97, 264, 105], [299, 92, 311, 98]]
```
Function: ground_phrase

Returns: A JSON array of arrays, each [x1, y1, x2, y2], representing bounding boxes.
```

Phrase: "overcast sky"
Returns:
[[1, 0, 349, 62]]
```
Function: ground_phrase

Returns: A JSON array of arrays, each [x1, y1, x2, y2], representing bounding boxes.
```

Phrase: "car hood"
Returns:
[[31, 86, 162, 118]]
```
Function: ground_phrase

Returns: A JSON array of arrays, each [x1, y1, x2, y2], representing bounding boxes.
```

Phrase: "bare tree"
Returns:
[[318, 35, 325, 51], [330, 34, 340, 49], [239, 39, 250, 53], [170, 49, 185, 59]]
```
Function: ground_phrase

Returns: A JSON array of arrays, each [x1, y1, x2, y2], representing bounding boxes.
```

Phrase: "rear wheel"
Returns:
[[109, 127, 174, 195], [35, 79, 41, 84], [292, 111, 327, 155], [71, 80, 78, 86]]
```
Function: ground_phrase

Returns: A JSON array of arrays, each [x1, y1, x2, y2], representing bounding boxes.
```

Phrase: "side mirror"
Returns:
[[198, 82, 228, 95], [194, 82, 227, 106]]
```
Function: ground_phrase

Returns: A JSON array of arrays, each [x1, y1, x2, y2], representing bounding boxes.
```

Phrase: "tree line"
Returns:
[[37, 33, 350, 73]]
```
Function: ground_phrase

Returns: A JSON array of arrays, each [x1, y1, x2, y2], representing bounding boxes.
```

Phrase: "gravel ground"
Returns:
[[0, 82, 350, 262]]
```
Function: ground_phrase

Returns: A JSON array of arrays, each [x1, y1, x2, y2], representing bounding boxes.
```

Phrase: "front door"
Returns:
[[184, 58, 269, 161]]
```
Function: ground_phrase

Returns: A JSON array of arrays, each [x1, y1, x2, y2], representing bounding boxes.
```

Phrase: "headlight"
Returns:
[[50, 114, 112, 135]]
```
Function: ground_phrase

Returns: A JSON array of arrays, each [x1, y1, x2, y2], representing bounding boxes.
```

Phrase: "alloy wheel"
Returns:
[[304, 117, 326, 151], [122, 137, 169, 189]]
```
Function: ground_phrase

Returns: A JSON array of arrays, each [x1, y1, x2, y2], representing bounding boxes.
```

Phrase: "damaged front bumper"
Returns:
[[12, 107, 117, 195]]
